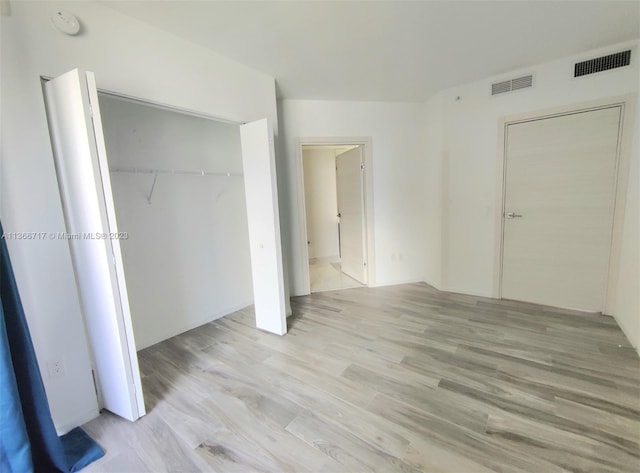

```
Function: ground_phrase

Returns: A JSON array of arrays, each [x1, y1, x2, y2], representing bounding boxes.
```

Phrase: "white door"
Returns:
[[501, 106, 622, 312], [336, 147, 367, 284], [240, 119, 287, 335], [43, 69, 145, 421]]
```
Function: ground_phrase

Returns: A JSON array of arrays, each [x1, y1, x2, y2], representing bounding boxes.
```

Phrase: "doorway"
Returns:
[[299, 140, 374, 293], [500, 105, 623, 312]]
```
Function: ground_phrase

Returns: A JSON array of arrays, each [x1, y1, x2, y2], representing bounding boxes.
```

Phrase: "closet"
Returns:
[[99, 94, 253, 350], [43, 69, 287, 423]]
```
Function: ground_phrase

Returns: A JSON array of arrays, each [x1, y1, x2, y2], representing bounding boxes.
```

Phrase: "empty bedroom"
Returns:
[[1, 1, 638, 472]]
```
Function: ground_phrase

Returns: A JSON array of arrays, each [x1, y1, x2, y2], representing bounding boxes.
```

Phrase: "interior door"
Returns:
[[43, 69, 145, 421], [240, 119, 287, 335], [501, 106, 622, 311], [336, 146, 367, 284]]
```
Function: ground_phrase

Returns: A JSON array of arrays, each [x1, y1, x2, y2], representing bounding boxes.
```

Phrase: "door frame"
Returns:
[[295, 137, 376, 294], [42, 75, 243, 126], [493, 94, 636, 314]]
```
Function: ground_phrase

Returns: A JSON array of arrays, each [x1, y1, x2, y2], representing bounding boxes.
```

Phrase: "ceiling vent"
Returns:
[[491, 74, 533, 96], [574, 50, 631, 77]]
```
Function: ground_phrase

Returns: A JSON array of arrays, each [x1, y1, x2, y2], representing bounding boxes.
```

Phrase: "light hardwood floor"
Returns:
[[83, 283, 640, 472], [309, 262, 363, 293]]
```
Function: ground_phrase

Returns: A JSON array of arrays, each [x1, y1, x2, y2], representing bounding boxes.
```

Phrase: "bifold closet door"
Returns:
[[43, 69, 145, 421], [501, 106, 621, 312], [240, 119, 287, 335]]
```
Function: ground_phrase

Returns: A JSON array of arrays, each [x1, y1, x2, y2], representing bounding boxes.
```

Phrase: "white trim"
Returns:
[[422, 278, 444, 292], [42, 75, 242, 126], [494, 95, 636, 314], [372, 278, 424, 288], [55, 407, 100, 436], [97, 89, 243, 126], [443, 286, 496, 300], [135, 300, 254, 350], [295, 137, 376, 294], [615, 317, 640, 356]]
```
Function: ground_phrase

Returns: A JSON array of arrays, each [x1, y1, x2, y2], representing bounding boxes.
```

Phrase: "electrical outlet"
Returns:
[[47, 360, 65, 378]]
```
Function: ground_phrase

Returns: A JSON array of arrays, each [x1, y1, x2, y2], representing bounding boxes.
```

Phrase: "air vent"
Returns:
[[574, 50, 631, 77], [491, 80, 511, 95], [491, 74, 533, 96], [511, 75, 533, 90]]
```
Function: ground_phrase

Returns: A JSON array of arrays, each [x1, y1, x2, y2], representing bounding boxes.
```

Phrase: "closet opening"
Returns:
[[98, 92, 253, 350], [297, 139, 375, 293]]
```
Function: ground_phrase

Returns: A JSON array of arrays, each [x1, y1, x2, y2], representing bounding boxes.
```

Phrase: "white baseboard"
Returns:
[[441, 285, 496, 299], [135, 300, 254, 350], [372, 278, 426, 288], [55, 406, 100, 435], [611, 313, 639, 355], [422, 278, 443, 292]]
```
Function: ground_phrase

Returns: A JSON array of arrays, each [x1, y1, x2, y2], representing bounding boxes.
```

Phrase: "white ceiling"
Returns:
[[103, 1, 640, 102]]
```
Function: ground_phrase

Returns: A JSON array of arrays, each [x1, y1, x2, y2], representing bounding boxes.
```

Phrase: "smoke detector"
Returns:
[[50, 10, 81, 36]]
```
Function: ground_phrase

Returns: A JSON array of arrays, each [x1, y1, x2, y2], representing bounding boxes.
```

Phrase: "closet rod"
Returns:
[[109, 167, 242, 177]]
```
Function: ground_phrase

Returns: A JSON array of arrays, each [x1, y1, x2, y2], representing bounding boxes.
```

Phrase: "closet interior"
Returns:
[[98, 94, 254, 350]]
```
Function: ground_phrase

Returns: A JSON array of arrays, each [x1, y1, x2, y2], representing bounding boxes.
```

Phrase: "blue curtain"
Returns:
[[0, 221, 104, 473]]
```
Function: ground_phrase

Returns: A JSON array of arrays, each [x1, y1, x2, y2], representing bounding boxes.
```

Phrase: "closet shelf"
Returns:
[[109, 167, 242, 177], [109, 167, 243, 204]]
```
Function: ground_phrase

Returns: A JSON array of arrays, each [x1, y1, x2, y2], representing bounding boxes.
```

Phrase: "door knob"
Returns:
[[506, 212, 523, 219]]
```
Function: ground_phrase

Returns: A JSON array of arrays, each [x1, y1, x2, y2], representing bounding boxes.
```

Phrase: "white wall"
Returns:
[[279, 100, 425, 294], [420, 93, 446, 289], [99, 96, 253, 350], [302, 149, 340, 261], [0, 1, 276, 432], [422, 40, 639, 346], [611, 71, 640, 353]]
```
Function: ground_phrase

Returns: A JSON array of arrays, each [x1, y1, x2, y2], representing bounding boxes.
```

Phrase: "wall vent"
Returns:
[[574, 50, 631, 77], [491, 74, 533, 96]]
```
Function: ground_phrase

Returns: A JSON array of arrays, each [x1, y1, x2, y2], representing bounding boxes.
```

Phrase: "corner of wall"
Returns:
[[610, 78, 640, 351], [420, 92, 447, 288]]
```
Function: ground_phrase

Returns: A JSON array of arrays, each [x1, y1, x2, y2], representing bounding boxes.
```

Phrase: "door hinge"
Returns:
[[360, 162, 365, 171]]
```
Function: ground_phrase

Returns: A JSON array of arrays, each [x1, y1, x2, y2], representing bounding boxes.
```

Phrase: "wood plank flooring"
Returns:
[[309, 262, 363, 293], [82, 283, 640, 472]]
